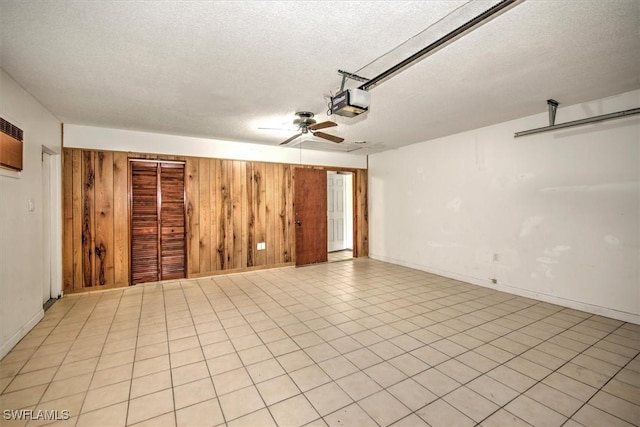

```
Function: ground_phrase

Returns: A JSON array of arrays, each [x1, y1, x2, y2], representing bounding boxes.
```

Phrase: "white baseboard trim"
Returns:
[[0, 309, 44, 360], [370, 254, 640, 325]]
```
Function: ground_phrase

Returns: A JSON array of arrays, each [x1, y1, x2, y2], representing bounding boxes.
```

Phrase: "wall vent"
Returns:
[[0, 117, 24, 171], [0, 117, 24, 141]]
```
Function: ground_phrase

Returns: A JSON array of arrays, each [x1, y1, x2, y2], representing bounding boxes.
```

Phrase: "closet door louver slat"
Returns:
[[130, 162, 160, 284]]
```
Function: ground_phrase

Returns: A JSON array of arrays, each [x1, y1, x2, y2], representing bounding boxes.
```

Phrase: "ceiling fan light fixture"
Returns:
[[279, 111, 342, 146]]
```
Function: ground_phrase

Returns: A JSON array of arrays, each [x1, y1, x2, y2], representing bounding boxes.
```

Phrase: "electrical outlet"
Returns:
[[493, 253, 499, 262], [257, 242, 266, 250]]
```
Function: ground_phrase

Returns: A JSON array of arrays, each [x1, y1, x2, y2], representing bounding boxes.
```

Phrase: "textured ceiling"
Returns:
[[1, 1, 639, 155]]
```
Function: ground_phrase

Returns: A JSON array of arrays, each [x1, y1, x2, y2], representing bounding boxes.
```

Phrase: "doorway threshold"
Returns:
[[43, 298, 57, 312], [328, 249, 353, 263]]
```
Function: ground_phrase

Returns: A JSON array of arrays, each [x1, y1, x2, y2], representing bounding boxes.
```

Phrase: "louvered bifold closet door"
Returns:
[[159, 163, 186, 280], [130, 162, 160, 284]]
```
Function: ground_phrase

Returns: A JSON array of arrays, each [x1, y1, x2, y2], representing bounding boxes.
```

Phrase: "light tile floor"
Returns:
[[328, 250, 353, 263], [1, 259, 639, 427]]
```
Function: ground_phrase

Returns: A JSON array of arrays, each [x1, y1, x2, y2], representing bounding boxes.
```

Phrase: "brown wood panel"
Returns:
[[215, 159, 226, 270], [82, 151, 96, 287], [272, 164, 283, 264], [294, 168, 328, 266], [246, 162, 254, 268], [232, 160, 243, 269], [209, 158, 219, 272], [71, 150, 83, 290], [94, 151, 114, 286], [62, 149, 73, 292], [241, 161, 248, 269], [283, 164, 293, 262], [186, 158, 200, 275], [113, 152, 129, 286], [354, 169, 369, 258], [255, 162, 266, 266], [160, 163, 186, 280], [220, 160, 232, 270], [265, 163, 276, 266], [198, 158, 211, 273]]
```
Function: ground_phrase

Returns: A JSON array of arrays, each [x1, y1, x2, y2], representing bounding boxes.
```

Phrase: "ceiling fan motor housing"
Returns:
[[293, 111, 316, 131]]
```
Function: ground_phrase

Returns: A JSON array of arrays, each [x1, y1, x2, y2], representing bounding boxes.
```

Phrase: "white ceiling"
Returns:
[[1, 1, 639, 155]]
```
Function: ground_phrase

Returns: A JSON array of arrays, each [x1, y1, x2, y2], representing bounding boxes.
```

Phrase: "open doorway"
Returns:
[[327, 171, 354, 263], [42, 147, 62, 308]]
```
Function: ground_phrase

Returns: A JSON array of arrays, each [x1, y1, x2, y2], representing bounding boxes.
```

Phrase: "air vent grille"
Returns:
[[0, 118, 24, 141]]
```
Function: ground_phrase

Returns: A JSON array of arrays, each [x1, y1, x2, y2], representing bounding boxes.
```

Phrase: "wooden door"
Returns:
[[130, 161, 186, 284], [130, 162, 160, 284], [295, 168, 327, 266], [159, 163, 186, 280]]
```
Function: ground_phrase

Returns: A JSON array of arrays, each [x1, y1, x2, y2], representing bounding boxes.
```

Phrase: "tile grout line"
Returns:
[[38, 293, 108, 423], [194, 275, 283, 426], [208, 264, 578, 426], [43, 290, 124, 425], [473, 319, 638, 427], [557, 344, 640, 427], [230, 269, 382, 425], [3, 260, 638, 427], [211, 274, 327, 426]]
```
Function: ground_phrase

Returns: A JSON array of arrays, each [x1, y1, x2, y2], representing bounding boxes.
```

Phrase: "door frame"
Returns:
[[42, 146, 62, 301], [128, 159, 188, 285], [294, 166, 363, 264], [327, 170, 354, 254]]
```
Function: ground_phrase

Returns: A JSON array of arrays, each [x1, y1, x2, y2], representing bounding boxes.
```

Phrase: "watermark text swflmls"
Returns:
[[3, 409, 71, 421]]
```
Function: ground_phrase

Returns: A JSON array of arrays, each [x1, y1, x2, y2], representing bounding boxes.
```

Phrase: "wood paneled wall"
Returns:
[[354, 169, 369, 257], [186, 158, 295, 277], [63, 149, 130, 291], [62, 147, 368, 292]]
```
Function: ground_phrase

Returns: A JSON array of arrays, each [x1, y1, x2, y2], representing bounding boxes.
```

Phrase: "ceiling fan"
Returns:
[[277, 111, 344, 145]]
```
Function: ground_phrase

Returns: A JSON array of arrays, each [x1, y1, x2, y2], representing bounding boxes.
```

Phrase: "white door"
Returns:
[[327, 172, 346, 252], [42, 151, 52, 304]]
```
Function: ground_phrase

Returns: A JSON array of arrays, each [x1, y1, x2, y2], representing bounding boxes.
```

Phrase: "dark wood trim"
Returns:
[[156, 162, 162, 280]]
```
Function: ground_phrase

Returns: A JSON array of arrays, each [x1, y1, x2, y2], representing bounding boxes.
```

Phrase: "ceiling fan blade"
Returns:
[[309, 121, 337, 130], [313, 131, 344, 143], [279, 133, 302, 145]]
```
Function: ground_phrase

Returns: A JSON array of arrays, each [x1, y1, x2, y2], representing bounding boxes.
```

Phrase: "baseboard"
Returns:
[[190, 262, 296, 278], [369, 253, 640, 325], [0, 309, 44, 360]]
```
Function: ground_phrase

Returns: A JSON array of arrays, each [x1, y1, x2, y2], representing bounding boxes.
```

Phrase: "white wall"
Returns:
[[0, 69, 61, 358], [64, 124, 367, 169], [369, 90, 640, 324]]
